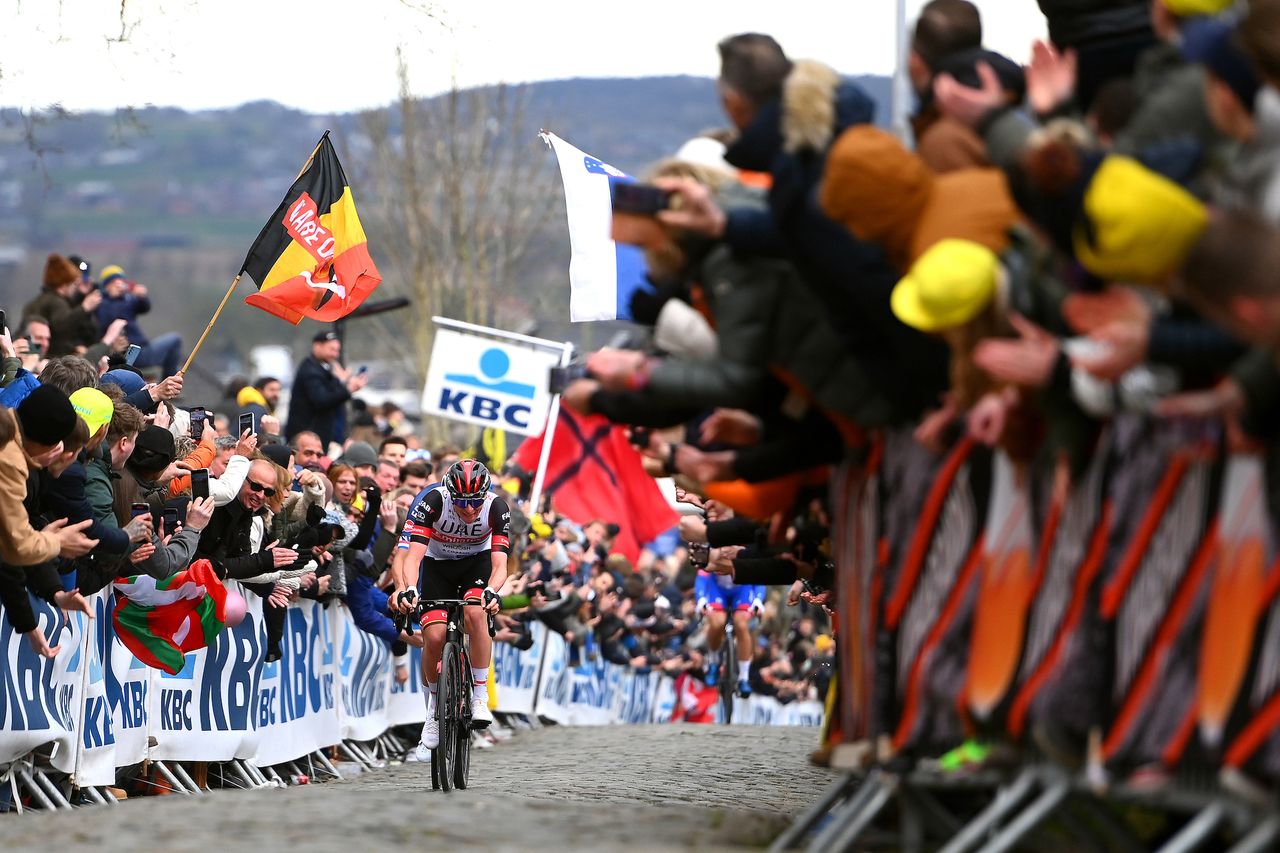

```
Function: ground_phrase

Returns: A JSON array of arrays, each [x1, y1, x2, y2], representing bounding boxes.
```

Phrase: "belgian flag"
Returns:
[[240, 132, 381, 324]]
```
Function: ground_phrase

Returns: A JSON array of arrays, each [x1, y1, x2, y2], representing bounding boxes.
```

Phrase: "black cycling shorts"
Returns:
[[419, 551, 489, 626]]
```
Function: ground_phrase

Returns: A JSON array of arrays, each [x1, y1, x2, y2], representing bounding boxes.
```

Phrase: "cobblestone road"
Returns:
[[6, 724, 834, 852]]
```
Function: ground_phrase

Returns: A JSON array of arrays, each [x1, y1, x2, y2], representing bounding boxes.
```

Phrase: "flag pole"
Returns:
[[178, 132, 331, 375], [528, 342, 575, 514]]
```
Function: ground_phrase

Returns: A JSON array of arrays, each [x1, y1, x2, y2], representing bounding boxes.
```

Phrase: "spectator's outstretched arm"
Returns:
[[132, 527, 202, 580], [208, 455, 250, 507], [722, 206, 787, 258], [347, 574, 400, 645]]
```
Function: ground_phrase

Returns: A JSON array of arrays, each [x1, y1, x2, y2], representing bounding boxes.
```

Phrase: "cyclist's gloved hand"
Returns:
[[395, 588, 418, 612], [482, 587, 501, 614]]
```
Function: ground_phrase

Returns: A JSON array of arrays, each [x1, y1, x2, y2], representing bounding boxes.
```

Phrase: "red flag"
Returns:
[[513, 408, 677, 562]]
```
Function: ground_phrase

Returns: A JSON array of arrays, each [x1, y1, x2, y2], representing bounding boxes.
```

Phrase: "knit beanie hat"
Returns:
[[43, 254, 80, 290], [17, 384, 78, 446]]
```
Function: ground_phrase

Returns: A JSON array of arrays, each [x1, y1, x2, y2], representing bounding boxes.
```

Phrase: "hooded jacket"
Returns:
[[820, 125, 1020, 274], [721, 59, 948, 421]]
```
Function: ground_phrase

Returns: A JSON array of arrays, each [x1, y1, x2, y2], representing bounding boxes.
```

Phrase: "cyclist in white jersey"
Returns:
[[389, 460, 510, 752]]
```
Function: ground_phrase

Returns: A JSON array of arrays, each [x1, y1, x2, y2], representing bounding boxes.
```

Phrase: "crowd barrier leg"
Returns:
[[900, 784, 965, 840], [337, 740, 377, 770], [16, 768, 59, 811], [806, 771, 896, 853], [309, 749, 342, 780], [936, 768, 1039, 853], [973, 775, 1071, 853], [151, 761, 197, 795], [1226, 814, 1280, 853], [172, 763, 207, 794], [1154, 802, 1229, 853], [768, 772, 864, 851], [29, 769, 73, 810]]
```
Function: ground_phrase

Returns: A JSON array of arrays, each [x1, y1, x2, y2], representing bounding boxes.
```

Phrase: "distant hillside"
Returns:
[[0, 74, 891, 402]]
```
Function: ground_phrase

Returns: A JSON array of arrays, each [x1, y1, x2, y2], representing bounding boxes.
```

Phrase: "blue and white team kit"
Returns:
[[695, 570, 764, 614]]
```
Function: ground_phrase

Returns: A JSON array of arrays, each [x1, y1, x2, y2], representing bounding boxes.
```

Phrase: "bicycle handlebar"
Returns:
[[393, 594, 496, 638]]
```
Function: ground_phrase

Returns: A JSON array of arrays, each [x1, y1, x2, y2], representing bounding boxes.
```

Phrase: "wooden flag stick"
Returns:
[[178, 133, 330, 375]]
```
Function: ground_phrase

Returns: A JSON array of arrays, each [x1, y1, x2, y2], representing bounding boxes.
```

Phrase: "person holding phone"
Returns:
[[285, 330, 367, 448], [166, 422, 257, 506]]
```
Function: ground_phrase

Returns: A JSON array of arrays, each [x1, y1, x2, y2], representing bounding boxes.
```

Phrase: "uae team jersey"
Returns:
[[399, 485, 512, 560]]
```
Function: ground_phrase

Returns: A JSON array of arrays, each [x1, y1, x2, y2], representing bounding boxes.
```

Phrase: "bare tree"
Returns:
[[357, 51, 557, 444]]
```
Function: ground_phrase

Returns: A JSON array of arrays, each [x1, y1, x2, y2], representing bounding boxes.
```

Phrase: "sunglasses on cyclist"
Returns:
[[452, 497, 485, 509], [247, 480, 277, 497]]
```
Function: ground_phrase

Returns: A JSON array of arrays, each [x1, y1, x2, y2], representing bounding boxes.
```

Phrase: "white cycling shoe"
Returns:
[[421, 715, 440, 749], [471, 695, 493, 728]]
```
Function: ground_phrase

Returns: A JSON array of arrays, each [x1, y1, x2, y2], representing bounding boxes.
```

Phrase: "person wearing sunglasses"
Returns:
[[388, 459, 511, 756], [195, 459, 301, 582]]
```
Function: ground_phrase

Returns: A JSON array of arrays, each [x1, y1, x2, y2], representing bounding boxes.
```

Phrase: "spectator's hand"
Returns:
[[0, 326, 15, 359], [699, 408, 762, 447], [653, 176, 727, 239], [129, 542, 157, 564], [585, 348, 647, 391], [11, 334, 28, 358], [561, 378, 600, 415], [101, 318, 128, 347], [271, 546, 299, 568], [298, 469, 321, 490], [299, 572, 317, 590], [933, 60, 1003, 128], [1156, 378, 1245, 419], [679, 515, 708, 544], [704, 499, 732, 522], [401, 629, 423, 648], [379, 499, 398, 530], [1026, 39, 1076, 116], [54, 588, 93, 618], [123, 514, 154, 544], [787, 580, 805, 606], [316, 575, 331, 595], [199, 418, 216, 446], [25, 627, 59, 659], [235, 429, 258, 458], [268, 584, 292, 609], [673, 487, 706, 509], [1069, 321, 1149, 380], [347, 371, 368, 393], [394, 663, 409, 685], [914, 395, 959, 453], [707, 545, 742, 575], [81, 289, 102, 313], [1062, 286, 1151, 334], [674, 444, 732, 483], [967, 390, 1013, 447], [973, 314, 1061, 388], [151, 403, 172, 430], [47, 518, 98, 558], [150, 374, 184, 402], [158, 461, 186, 484], [260, 414, 281, 436], [629, 655, 648, 669], [133, 284, 148, 297]]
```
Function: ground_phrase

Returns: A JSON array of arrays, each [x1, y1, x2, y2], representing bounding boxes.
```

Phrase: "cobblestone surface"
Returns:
[[5, 724, 834, 851]]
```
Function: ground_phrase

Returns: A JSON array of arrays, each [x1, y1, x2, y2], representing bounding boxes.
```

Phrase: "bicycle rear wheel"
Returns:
[[453, 647, 472, 789], [437, 641, 461, 792]]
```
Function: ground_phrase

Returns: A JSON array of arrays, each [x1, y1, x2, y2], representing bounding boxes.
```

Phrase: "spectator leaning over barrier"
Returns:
[[194, 458, 302, 584], [95, 264, 184, 378], [285, 329, 367, 450]]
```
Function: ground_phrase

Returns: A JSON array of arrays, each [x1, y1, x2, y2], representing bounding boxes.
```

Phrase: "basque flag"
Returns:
[[240, 132, 382, 324], [112, 560, 230, 675], [542, 132, 647, 322]]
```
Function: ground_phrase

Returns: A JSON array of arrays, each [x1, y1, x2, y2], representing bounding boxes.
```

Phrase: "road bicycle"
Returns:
[[399, 598, 494, 791]]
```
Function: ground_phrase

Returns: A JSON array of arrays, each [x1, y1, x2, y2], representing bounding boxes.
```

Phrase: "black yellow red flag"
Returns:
[[240, 132, 381, 324]]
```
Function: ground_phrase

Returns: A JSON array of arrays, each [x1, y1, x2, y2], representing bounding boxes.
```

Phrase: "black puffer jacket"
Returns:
[[1035, 0, 1150, 49], [195, 498, 276, 580]]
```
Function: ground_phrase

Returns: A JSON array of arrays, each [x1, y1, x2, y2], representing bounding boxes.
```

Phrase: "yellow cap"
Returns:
[[350, 491, 367, 513], [815, 634, 834, 653], [891, 239, 1000, 332], [1074, 156, 1207, 285], [1162, 0, 1235, 17], [69, 387, 113, 436]]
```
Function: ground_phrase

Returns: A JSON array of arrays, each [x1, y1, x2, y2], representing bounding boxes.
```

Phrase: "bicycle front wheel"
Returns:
[[453, 647, 472, 789], [437, 641, 461, 792], [720, 650, 738, 724]]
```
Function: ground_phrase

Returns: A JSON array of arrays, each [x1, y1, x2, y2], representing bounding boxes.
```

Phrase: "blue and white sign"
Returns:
[[422, 328, 562, 436], [542, 132, 648, 323]]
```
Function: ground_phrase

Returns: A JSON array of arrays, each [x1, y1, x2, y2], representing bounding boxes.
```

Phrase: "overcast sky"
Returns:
[[2, 0, 1047, 113]]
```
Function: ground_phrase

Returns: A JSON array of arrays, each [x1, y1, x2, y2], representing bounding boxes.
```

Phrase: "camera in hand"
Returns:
[[610, 180, 673, 216], [188, 407, 207, 441], [548, 362, 591, 395], [526, 579, 561, 602], [688, 541, 710, 569], [629, 426, 652, 449], [190, 468, 210, 500]]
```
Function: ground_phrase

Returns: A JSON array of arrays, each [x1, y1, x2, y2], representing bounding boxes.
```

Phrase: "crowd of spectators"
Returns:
[[11, 0, 1280, 817]]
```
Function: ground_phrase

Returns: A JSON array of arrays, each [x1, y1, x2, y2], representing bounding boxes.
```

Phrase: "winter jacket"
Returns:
[[39, 457, 130, 555], [84, 445, 118, 528], [194, 497, 277, 580], [21, 290, 98, 357], [0, 412, 60, 566], [1035, 0, 1150, 51], [95, 291, 151, 346], [721, 59, 947, 422], [285, 356, 350, 448]]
